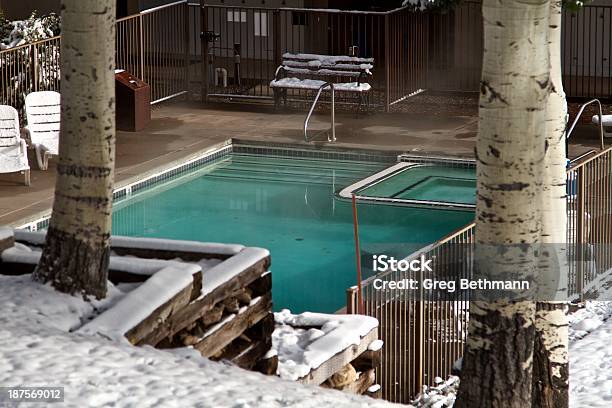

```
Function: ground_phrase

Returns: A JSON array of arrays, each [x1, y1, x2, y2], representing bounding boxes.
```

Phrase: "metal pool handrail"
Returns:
[[567, 98, 605, 150], [304, 83, 336, 143]]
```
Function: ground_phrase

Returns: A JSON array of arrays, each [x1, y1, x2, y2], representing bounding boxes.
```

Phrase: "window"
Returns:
[[292, 11, 307, 26], [254, 12, 268, 37], [227, 11, 247, 23]]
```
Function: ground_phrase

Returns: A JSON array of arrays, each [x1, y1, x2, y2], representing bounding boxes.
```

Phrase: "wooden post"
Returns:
[[346, 286, 357, 315]]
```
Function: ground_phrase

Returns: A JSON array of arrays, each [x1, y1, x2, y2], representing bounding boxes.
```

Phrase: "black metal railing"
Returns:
[[427, 1, 612, 100], [198, 4, 428, 110]]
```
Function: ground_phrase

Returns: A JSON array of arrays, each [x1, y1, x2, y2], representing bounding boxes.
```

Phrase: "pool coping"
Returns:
[[338, 156, 476, 211]]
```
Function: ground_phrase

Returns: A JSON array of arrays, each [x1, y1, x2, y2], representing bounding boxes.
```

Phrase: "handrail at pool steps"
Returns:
[[349, 146, 612, 403], [566, 98, 605, 150], [304, 82, 336, 143]]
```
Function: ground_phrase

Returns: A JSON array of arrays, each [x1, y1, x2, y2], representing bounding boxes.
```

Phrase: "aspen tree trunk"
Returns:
[[34, 0, 116, 299], [532, 1, 569, 407], [455, 0, 550, 406]]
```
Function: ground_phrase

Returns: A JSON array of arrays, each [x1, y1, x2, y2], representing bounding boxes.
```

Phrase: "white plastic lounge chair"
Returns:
[[0, 105, 30, 186], [23, 91, 60, 170], [592, 114, 612, 138]]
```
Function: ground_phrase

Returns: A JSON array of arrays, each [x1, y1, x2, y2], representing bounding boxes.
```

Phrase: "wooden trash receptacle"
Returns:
[[115, 69, 151, 132]]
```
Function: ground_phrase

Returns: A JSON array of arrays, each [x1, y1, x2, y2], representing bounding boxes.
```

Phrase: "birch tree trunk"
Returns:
[[455, 0, 550, 406], [532, 1, 569, 407], [34, 0, 116, 299]]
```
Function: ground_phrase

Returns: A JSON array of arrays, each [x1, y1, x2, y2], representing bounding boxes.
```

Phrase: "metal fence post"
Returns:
[[384, 13, 390, 112], [201, 3, 209, 103], [417, 257, 425, 393], [139, 15, 145, 82], [273, 10, 281, 68], [184, 2, 191, 101], [31, 44, 39, 92], [576, 168, 586, 300]]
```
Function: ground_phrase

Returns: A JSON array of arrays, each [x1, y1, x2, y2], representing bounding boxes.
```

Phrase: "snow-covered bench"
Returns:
[[592, 114, 612, 138], [270, 53, 373, 114]]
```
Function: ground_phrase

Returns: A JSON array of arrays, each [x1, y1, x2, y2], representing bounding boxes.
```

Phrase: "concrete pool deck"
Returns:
[[0, 99, 604, 227]]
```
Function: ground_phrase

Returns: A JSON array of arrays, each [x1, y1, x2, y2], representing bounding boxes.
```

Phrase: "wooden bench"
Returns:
[[270, 53, 374, 115]]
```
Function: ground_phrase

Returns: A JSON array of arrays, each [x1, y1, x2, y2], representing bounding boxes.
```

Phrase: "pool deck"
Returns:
[[0, 99, 603, 227]]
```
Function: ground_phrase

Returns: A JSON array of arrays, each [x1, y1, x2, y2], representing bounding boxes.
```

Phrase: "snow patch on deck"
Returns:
[[272, 310, 378, 381]]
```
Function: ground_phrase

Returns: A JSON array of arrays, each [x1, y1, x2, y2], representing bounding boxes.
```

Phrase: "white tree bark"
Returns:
[[532, 1, 569, 406], [456, 0, 550, 406], [34, 0, 116, 299]]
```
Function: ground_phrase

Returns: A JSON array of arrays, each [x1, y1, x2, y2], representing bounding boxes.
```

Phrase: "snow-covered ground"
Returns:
[[406, 301, 612, 408], [569, 302, 612, 408], [1, 272, 610, 407], [0, 274, 396, 408]]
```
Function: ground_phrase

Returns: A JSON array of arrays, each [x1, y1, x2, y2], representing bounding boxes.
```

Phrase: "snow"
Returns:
[[14, 229, 45, 244], [12, 231, 227, 275], [272, 310, 379, 381], [591, 114, 612, 125], [368, 339, 384, 352], [13, 231, 245, 257], [2, 244, 206, 277], [283, 60, 374, 71], [402, 0, 436, 11], [270, 77, 372, 92], [0, 13, 59, 50], [568, 301, 612, 342], [79, 266, 195, 342], [569, 305, 612, 408], [0, 226, 12, 241], [0, 274, 395, 407], [200, 247, 270, 297], [283, 66, 367, 78], [282, 53, 374, 64], [409, 376, 459, 408], [111, 235, 244, 257], [0, 274, 125, 332]]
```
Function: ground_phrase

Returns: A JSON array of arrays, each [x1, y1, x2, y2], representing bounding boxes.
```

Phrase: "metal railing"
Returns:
[[563, 5, 612, 99], [117, 1, 190, 104], [427, 2, 612, 100], [1, 1, 190, 119], [567, 147, 612, 298], [349, 147, 612, 403], [566, 99, 605, 150], [303, 83, 336, 143], [0, 36, 61, 118], [199, 4, 428, 111]]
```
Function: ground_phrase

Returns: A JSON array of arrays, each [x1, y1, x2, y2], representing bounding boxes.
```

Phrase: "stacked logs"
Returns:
[[159, 274, 277, 374]]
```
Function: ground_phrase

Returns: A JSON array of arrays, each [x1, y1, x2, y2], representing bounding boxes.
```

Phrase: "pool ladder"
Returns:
[[304, 82, 337, 143]]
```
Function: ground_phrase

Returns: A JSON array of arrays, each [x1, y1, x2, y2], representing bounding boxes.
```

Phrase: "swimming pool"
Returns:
[[112, 153, 474, 313]]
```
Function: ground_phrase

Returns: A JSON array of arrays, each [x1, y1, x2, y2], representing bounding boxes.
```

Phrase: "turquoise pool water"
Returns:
[[112, 154, 474, 313], [359, 165, 476, 205]]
